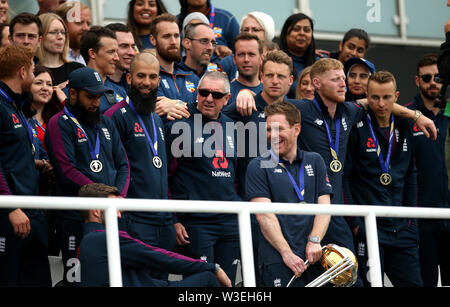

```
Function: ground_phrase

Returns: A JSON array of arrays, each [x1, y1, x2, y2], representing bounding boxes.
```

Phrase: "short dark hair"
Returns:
[[264, 101, 301, 126], [105, 23, 131, 34], [9, 12, 43, 37], [342, 28, 370, 49], [417, 53, 438, 74], [234, 32, 263, 55], [262, 50, 293, 75], [78, 183, 121, 221], [80, 26, 117, 65]]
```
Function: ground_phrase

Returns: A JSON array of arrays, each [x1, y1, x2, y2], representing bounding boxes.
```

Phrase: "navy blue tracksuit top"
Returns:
[[342, 112, 417, 232], [79, 222, 216, 287], [406, 95, 450, 209], [165, 107, 241, 222], [45, 102, 130, 220], [105, 100, 172, 225]]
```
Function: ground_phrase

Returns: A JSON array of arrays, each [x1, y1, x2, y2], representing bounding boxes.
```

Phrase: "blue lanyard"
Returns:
[[0, 87, 34, 148], [64, 106, 100, 161], [366, 114, 394, 174], [33, 117, 46, 133], [271, 150, 305, 202], [313, 98, 341, 161], [127, 99, 158, 157], [209, 5, 215, 28]]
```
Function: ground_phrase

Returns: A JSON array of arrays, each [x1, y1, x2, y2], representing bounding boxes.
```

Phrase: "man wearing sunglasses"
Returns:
[[165, 71, 241, 286], [180, 23, 223, 78], [405, 53, 450, 287]]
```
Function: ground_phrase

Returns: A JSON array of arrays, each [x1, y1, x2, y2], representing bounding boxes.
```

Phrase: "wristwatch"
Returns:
[[414, 110, 422, 122], [308, 235, 321, 244]]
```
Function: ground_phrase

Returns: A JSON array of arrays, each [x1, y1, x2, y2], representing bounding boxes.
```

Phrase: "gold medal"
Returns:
[[330, 160, 342, 173], [380, 173, 392, 186]]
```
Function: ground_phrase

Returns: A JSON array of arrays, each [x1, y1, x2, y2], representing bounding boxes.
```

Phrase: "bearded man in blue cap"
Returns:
[[45, 66, 130, 287]]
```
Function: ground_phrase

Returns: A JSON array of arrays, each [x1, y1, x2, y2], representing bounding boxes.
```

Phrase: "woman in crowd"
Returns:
[[344, 57, 376, 101], [37, 13, 84, 87], [0, 22, 10, 47], [241, 11, 275, 43], [0, 0, 9, 24], [295, 66, 314, 100], [127, 0, 168, 51], [279, 13, 320, 98]]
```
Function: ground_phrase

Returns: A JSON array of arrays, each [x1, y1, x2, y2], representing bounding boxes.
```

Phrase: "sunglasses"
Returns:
[[198, 89, 227, 99], [419, 74, 443, 83]]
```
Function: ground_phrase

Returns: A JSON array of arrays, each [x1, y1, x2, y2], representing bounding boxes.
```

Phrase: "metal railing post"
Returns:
[[364, 212, 383, 287], [105, 205, 122, 287], [238, 209, 256, 287]]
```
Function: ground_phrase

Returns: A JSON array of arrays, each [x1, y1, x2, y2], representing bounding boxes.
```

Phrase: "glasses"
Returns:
[[47, 30, 67, 36], [290, 25, 312, 33], [187, 37, 217, 47], [198, 89, 227, 99], [242, 27, 265, 33], [419, 74, 443, 83]]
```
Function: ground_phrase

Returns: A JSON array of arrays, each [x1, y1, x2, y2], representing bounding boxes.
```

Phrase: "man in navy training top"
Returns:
[[80, 26, 129, 113], [45, 67, 130, 286], [77, 183, 231, 287], [246, 101, 332, 287], [0, 45, 51, 287], [405, 53, 450, 287], [166, 71, 241, 285], [343, 70, 423, 287], [105, 52, 175, 280]]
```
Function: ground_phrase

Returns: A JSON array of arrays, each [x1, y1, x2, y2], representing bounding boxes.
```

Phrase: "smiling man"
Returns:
[[80, 26, 128, 113], [245, 101, 332, 287], [165, 71, 242, 286]]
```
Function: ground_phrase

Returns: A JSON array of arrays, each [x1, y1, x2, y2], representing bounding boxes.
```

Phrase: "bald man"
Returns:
[[104, 52, 174, 280]]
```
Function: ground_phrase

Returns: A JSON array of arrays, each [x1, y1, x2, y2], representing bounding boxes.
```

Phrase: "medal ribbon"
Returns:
[[209, 5, 215, 28], [128, 100, 158, 157], [0, 87, 34, 149], [366, 113, 394, 175], [64, 106, 100, 161], [33, 117, 46, 133], [313, 98, 340, 162], [270, 150, 305, 202]]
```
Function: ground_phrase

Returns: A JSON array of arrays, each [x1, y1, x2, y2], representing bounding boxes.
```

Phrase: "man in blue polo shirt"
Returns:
[[45, 67, 130, 286], [343, 71, 423, 287], [165, 71, 241, 285], [246, 101, 332, 287], [405, 53, 450, 287], [105, 52, 175, 280]]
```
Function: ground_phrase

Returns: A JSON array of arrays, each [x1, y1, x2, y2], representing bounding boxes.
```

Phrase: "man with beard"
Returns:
[[0, 45, 52, 287], [80, 26, 128, 113], [45, 67, 130, 286], [405, 53, 450, 287], [150, 14, 199, 106], [105, 52, 174, 280], [56, 1, 91, 66]]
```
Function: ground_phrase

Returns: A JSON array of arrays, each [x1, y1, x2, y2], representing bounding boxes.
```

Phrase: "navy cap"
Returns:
[[344, 57, 376, 75], [67, 67, 113, 95]]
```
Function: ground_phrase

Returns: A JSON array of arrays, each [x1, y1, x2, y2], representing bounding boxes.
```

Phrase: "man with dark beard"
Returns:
[[104, 52, 174, 280], [45, 67, 130, 286], [150, 14, 199, 107], [405, 53, 450, 287]]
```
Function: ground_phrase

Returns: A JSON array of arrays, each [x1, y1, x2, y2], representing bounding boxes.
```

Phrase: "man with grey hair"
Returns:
[[165, 70, 241, 286]]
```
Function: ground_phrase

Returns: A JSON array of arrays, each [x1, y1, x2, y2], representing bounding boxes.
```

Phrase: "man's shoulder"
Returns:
[[104, 100, 129, 118]]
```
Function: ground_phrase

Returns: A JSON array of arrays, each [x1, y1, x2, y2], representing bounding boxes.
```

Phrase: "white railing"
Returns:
[[1, 195, 450, 287]]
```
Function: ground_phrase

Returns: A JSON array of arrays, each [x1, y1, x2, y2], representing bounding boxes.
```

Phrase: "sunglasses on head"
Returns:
[[198, 89, 227, 99], [419, 74, 443, 83]]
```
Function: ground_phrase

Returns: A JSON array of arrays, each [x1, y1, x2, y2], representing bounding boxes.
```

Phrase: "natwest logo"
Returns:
[[212, 150, 228, 169]]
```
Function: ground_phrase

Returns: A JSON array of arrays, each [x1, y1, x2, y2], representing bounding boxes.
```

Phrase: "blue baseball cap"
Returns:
[[67, 67, 113, 95], [344, 57, 376, 76]]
